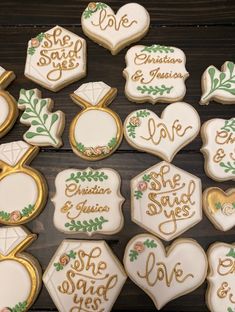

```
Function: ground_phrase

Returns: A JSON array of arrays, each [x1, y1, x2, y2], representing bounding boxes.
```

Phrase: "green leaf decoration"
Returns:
[[134, 190, 143, 200], [53, 250, 77, 271], [108, 137, 117, 149], [144, 239, 157, 248], [137, 85, 173, 96], [27, 47, 35, 55], [66, 170, 108, 183], [54, 262, 64, 271], [21, 204, 35, 217], [136, 110, 150, 118], [201, 62, 235, 103], [228, 307, 235, 312], [221, 118, 235, 132], [27, 32, 45, 55], [83, 2, 107, 19], [127, 123, 136, 138], [64, 216, 108, 232], [129, 250, 139, 262], [143, 174, 151, 182], [67, 250, 76, 259], [126, 110, 150, 139], [11, 301, 27, 312], [220, 161, 235, 174], [226, 248, 235, 258], [0, 210, 10, 221], [141, 44, 174, 53], [215, 202, 222, 209], [18, 89, 63, 147], [77, 142, 85, 152]]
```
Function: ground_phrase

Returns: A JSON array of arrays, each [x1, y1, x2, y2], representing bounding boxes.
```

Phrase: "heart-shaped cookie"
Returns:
[[203, 187, 235, 231], [124, 102, 200, 162], [124, 234, 208, 309], [81, 3, 150, 55]]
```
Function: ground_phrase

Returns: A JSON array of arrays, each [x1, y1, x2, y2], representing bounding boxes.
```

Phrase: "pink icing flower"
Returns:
[[31, 38, 40, 48], [130, 116, 141, 127], [93, 146, 103, 156], [134, 242, 145, 253], [59, 254, 70, 266], [83, 148, 93, 157], [0, 308, 11, 312], [137, 181, 148, 192], [10, 210, 22, 222], [102, 146, 110, 154], [88, 2, 97, 11]]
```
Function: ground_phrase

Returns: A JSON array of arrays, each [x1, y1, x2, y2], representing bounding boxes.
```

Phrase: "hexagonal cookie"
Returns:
[[131, 161, 202, 241], [25, 26, 86, 92], [43, 240, 126, 312]]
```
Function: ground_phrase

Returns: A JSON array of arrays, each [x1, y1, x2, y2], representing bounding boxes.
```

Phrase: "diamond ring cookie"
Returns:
[[123, 44, 189, 104], [18, 89, 65, 148], [124, 234, 208, 310], [200, 61, 235, 105], [43, 239, 127, 312], [81, 3, 150, 55], [207, 242, 235, 312], [52, 167, 124, 235], [131, 161, 202, 241], [124, 103, 200, 162], [0, 141, 47, 225], [25, 25, 86, 92], [0, 226, 41, 311], [70, 81, 123, 160], [203, 187, 235, 231], [0, 66, 18, 138], [201, 118, 235, 181]]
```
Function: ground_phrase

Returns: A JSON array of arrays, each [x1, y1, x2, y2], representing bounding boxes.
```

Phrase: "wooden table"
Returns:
[[0, 1, 235, 311]]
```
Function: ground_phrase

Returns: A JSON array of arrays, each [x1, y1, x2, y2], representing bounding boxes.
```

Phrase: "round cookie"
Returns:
[[81, 2, 150, 55], [124, 234, 208, 310], [25, 25, 86, 92], [43, 239, 127, 312], [124, 102, 200, 162], [0, 140, 48, 225], [123, 44, 189, 104], [0, 66, 18, 138], [18, 88, 65, 148], [52, 167, 124, 235], [69, 81, 123, 160], [0, 226, 42, 311]]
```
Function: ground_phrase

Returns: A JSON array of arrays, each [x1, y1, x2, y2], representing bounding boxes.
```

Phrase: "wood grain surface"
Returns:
[[0, 1, 234, 311]]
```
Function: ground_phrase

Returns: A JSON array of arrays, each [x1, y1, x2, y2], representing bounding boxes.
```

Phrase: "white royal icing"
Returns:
[[131, 161, 202, 241], [43, 240, 127, 312], [207, 242, 235, 312], [124, 234, 208, 309], [81, 3, 150, 54], [0, 66, 6, 77], [123, 44, 189, 103], [52, 168, 124, 235], [201, 118, 235, 181], [124, 102, 200, 162], [200, 61, 235, 105], [0, 141, 30, 166], [25, 26, 86, 91]]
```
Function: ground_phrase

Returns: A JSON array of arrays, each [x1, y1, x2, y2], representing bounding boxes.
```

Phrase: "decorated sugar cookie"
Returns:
[[207, 242, 235, 312], [203, 187, 235, 231], [43, 239, 127, 312], [124, 103, 200, 162], [200, 61, 235, 105], [123, 44, 189, 104], [131, 161, 202, 241], [52, 168, 124, 235], [70, 82, 123, 160], [0, 226, 41, 311], [201, 118, 235, 181], [18, 89, 65, 148], [124, 234, 208, 310], [0, 141, 47, 225], [81, 3, 150, 55], [0, 66, 18, 138], [25, 25, 86, 92]]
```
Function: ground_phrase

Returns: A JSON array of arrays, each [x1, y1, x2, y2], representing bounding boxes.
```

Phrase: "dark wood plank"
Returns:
[[26, 151, 234, 311], [0, 0, 235, 25], [0, 25, 234, 152]]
